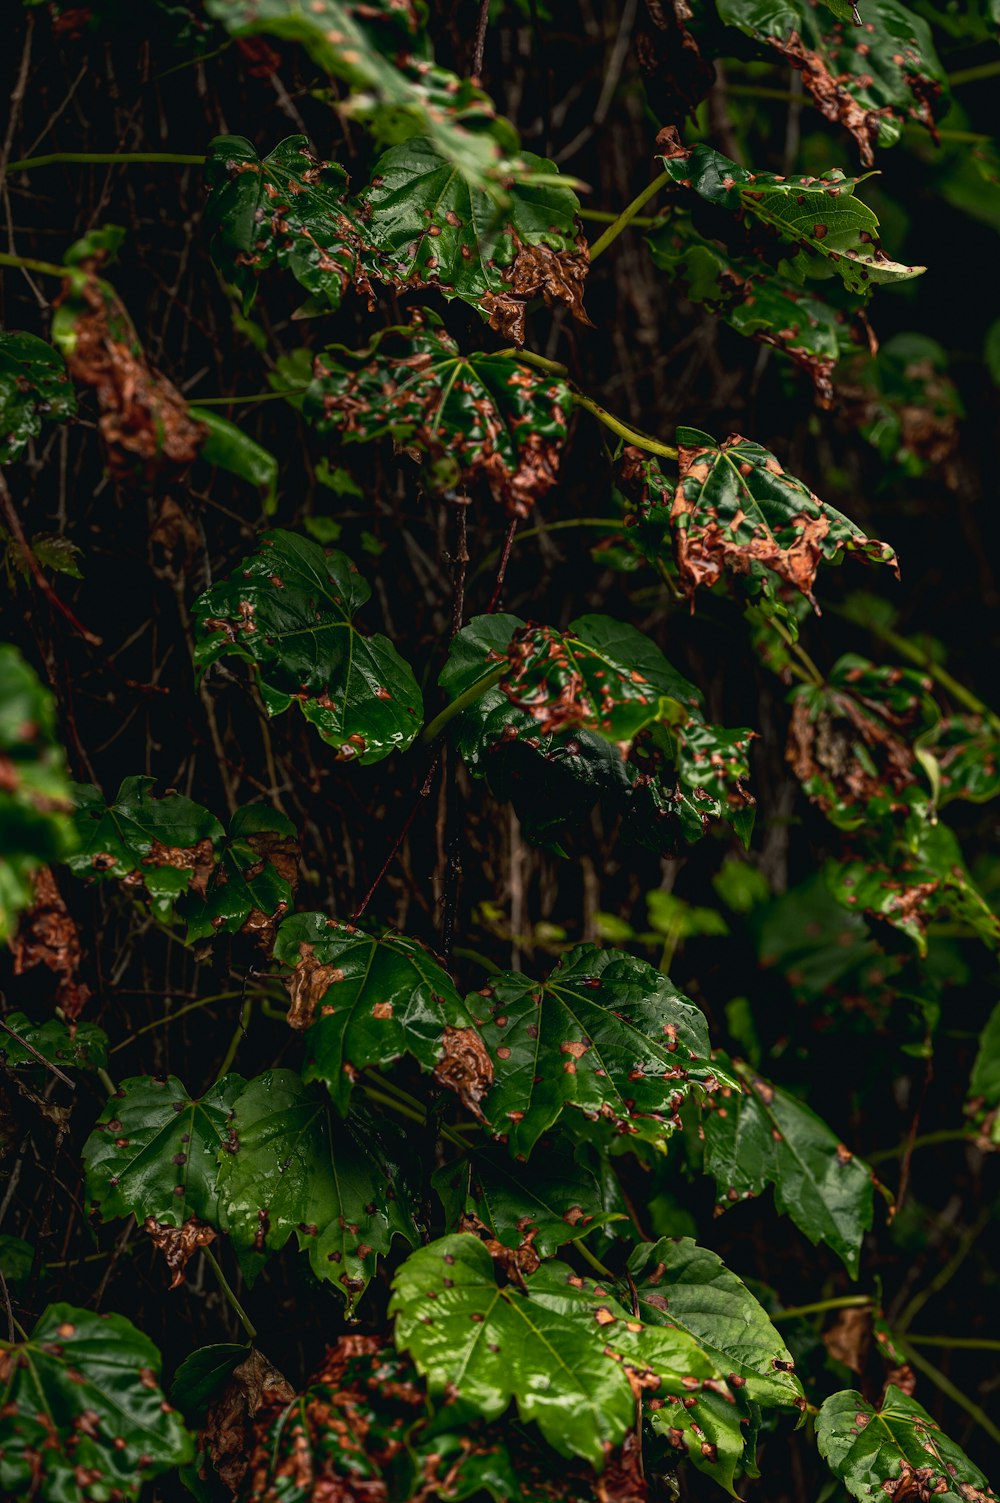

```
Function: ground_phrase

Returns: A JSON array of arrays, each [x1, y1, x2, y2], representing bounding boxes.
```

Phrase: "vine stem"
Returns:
[[5, 151, 206, 175], [215, 997, 253, 1082], [202, 1246, 257, 1341], [900, 1340, 1000, 1447], [573, 1239, 616, 1282], [831, 605, 1000, 728], [946, 58, 1000, 87], [572, 394, 677, 461], [907, 1334, 1000, 1352], [420, 665, 506, 743], [110, 990, 246, 1052], [0, 471, 103, 645], [866, 1127, 975, 1165], [772, 1295, 872, 1322], [189, 387, 308, 407], [588, 170, 671, 261], [0, 249, 73, 279]]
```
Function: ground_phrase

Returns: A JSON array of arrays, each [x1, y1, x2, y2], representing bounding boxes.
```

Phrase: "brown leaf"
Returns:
[[773, 32, 884, 168], [284, 941, 346, 1031], [433, 1025, 494, 1119], [459, 1209, 541, 1279], [205, 1348, 295, 1494], [143, 837, 217, 898], [597, 1432, 648, 1503], [59, 275, 206, 485], [786, 684, 916, 816], [822, 1305, 872, 1375], [636, 0, 715, 125], [143, 1216, 217, 1289], [11, 866, 90, 1019], [482, 232, 592, 347]]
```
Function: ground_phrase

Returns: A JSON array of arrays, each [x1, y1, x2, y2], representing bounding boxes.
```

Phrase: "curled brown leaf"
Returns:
[[143, 1216, 217, 1290], [433, 1025, 494, 1119], [11, 865, 90, 1019]]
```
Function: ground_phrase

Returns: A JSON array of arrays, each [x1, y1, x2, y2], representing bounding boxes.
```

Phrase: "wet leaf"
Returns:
[[702, 1055, 874, 1276], [68, 774, 224, 921], [656, 131, 923, 296], [0, 1011, 108, 1073], [304, 313, 571, 516], [216, 1069, 420, 1313], [358, 135, 589, 344], [646, 222, 845, 403], [52, 273, 206, 483], [0, 331, 76, 463], [170, 1343, 251, 1418], [0, 1302, 192, 1501], [717, 0, 946, 166], [672, 429, 897, 608], [473, 943, 728, 1157], [83, 1073, 245, 1280], [816, 1385, 999, 1503], [193, 529, 424, 763], [203, 134, 369, 313], [392, 1233, 751, 1474], [434, 1139, 627, 1258], [0, 646, 77, 945], [191, 407, 279, 513], [917, 717, 1000, 807], [629, 1237, 803, 1410], [203, 0, 520, 197], [183, 804, 298, 945], [272, 911, 487, 1114]]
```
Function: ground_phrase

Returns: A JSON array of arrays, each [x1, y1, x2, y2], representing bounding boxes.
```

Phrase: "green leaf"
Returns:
[[67, 775, 224, 920], [83, 1073, 244, 1237], [304, 314, 571, 516], [474, 943, 727, 1156], [816, 1385, 999, 1503], [0, 645, 77, 945], [434, 1139, 627, 1257], [702, 1056, 874, 1276], [216, 1069, 420, 1313], [203, 134, 366, 314], [25, 533, 84, 580], [439, 615, 755, 854], [672, 429, 897, 608], [358, 136, 589, 344], [170, 1343, 251, 1418], [656, 135, 923, 296], [182, 805, 297, 943], [917, 717, 1000, 807], [0, 331, 77, 463], [0, 1011, 108, 1072], [970, 1001, 1000, 1109], [391, 1233, 752, 1475], [0, 1302, 192, 1501], [0, 1235, 34, 1290], [646, 222, 845, 404], [192, 529, 423, 763], [837, 332, 963, 478], [628, 1237, 803, 1409], [190, 407, 279, 513], [202, 0, 519, 196], [716, 0, 946, 166], [272, 911, 489, 1115]]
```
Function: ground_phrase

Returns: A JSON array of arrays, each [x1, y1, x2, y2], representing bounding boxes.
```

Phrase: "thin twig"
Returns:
[[0, 472, 103, 645]]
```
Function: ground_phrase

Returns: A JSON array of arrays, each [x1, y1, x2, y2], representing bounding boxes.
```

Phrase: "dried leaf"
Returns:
[[204, 1348, 294, 1493], [822, 1306, 873, 1375], [143, 1216, 217, 1290], [11, 865, 90, 1018]]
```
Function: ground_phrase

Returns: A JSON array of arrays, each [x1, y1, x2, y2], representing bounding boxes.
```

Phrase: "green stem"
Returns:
[[362, 1069, 428, 1116], [772, 1295, 872, 1322], [188, 387, 308, 407], [589, 171, 671, 261], [96, 1066, 117, 1098], [516, 516, 625, 543], [578, 207, 667, 229], [907, 1334, 1000, 1352], [894, 1209, 990, 1335], [572, 393, 678, 461], [360, 1083, 427, 1126], [215, 998, 252, 1082], [495, 348, 568, 377], [573, 1238, 616, 1282], [867, 1128, 975, 1165], [0, 250, 70, 280], [842, 611, 1000, 727], [900, 1340, 1000, 1447], [5, 151, 206, 174], [421, 665, 506, 743], [203, 1246, 257, 1341], [946, 59, 1000, 87], [771, 614, 825, 688], [111, 991, 246, 1052]]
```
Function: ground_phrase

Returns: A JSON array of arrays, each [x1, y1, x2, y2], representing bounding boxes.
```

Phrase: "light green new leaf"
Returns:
[[216, 1069, 420, 1313], [473, 944, 727, 1156], [657, 139, 923, 296], [273, 912, 487, 1115], [702, 1056, 874, 1276], [0, 1303, 192, 1502], [0, 331, 77, 463], [193, 529, 423, 763], [817, 1385, 999, 1503], [68, 775, 224, 920], [83, 1073, 244, 1234]]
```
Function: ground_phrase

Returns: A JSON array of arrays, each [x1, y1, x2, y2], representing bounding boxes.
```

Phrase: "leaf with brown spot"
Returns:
[[184, 805, 298, 946], [303, 311, 571, 517], [273, 911, 487, 1114]]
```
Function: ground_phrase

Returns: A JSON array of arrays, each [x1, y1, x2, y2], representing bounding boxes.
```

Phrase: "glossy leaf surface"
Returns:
[[0, 1011, 108, 1072], [0, 331, 77, 463], [193, 529, 423, 763], [183, 805, 297, 943]]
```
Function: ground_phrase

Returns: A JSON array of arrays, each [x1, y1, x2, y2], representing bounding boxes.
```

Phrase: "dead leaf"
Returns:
[[205, 1348, 295, 1494], [636, 0, 715, 125], [822, 1305, 872, 1375], [11, 866, 90, 1019], [482, 232, 592, 347], [285, 942, 345, 1031], [433, 1025, 494, 1119], [143, 1216, 217, 1289]]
